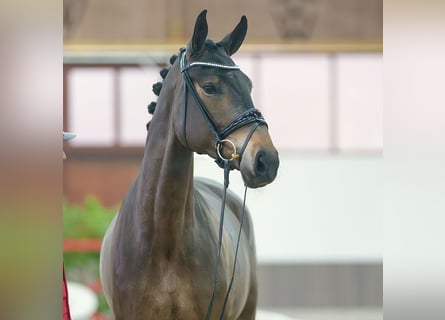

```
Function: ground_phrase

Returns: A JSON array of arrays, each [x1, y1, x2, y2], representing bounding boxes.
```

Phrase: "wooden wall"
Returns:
[[64, 0, 382, 42], [63, 149, 143, 207]]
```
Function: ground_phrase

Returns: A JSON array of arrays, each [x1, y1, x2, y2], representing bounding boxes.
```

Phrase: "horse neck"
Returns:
[[136, 83, 195, 248]]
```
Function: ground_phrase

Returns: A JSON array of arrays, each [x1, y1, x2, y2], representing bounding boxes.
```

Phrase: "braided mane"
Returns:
[[145, 54, 178, 130]]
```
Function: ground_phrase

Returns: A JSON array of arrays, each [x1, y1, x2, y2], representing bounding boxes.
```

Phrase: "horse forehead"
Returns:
[[189, 45, 253, 89], [199, 45, 235, 65]]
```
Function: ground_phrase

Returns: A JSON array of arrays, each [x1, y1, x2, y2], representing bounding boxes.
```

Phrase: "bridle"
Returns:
[[179, 48, 267, 319], [179, 47, 267, 168]]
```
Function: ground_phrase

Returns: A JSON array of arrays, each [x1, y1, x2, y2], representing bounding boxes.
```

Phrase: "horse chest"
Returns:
[[135, 267, 205, 319]]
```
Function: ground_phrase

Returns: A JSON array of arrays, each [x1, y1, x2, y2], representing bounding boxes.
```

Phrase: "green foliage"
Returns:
[[63, 196, 117, 239], [63, 196, 119, 314]]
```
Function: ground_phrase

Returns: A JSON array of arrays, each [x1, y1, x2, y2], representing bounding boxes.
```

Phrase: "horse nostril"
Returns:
[[252, 150, 279, 183], [255, 151, 267, 175]]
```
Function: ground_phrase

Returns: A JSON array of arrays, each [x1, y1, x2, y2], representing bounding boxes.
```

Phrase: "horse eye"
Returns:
[[202, 83, 217, 95]]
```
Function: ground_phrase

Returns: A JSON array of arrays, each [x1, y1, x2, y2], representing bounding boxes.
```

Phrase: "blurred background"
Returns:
[[63, 0, 382, 319]]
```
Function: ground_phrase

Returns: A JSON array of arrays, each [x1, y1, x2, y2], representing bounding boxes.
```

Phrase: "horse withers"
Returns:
[[100, 10, 279, 320]]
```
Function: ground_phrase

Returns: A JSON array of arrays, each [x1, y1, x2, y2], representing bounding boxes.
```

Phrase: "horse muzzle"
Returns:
[[240, 148, 279, 188]]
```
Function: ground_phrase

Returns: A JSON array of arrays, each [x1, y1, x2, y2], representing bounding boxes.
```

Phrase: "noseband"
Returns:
[[179, 48, 267, 168]]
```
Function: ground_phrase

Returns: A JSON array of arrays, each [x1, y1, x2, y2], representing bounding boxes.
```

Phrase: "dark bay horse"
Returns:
[[100, 10, 279, 320]]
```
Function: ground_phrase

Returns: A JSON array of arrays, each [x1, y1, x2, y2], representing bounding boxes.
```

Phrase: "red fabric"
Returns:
[[63, 266, 72, 320]]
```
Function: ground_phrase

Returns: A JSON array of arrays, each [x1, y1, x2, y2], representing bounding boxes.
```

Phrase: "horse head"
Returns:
[[164, 10, 279, 188]]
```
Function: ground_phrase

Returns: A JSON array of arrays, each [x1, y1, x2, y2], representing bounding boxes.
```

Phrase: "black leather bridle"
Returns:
[[179, 48, 267, 319], [179, 48, 267, 168]]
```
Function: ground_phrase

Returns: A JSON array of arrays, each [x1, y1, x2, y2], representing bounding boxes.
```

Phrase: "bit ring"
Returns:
[[216, 139, 239, 161]]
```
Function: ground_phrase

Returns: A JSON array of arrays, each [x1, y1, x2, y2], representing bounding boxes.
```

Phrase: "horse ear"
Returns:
[[190, 10, 208, 57], [219, 15, 247, 56]]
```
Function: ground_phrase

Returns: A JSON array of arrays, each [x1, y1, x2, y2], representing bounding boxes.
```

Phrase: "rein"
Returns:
[[179, 48, 265, 319], [206, 159, 248, 320]]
